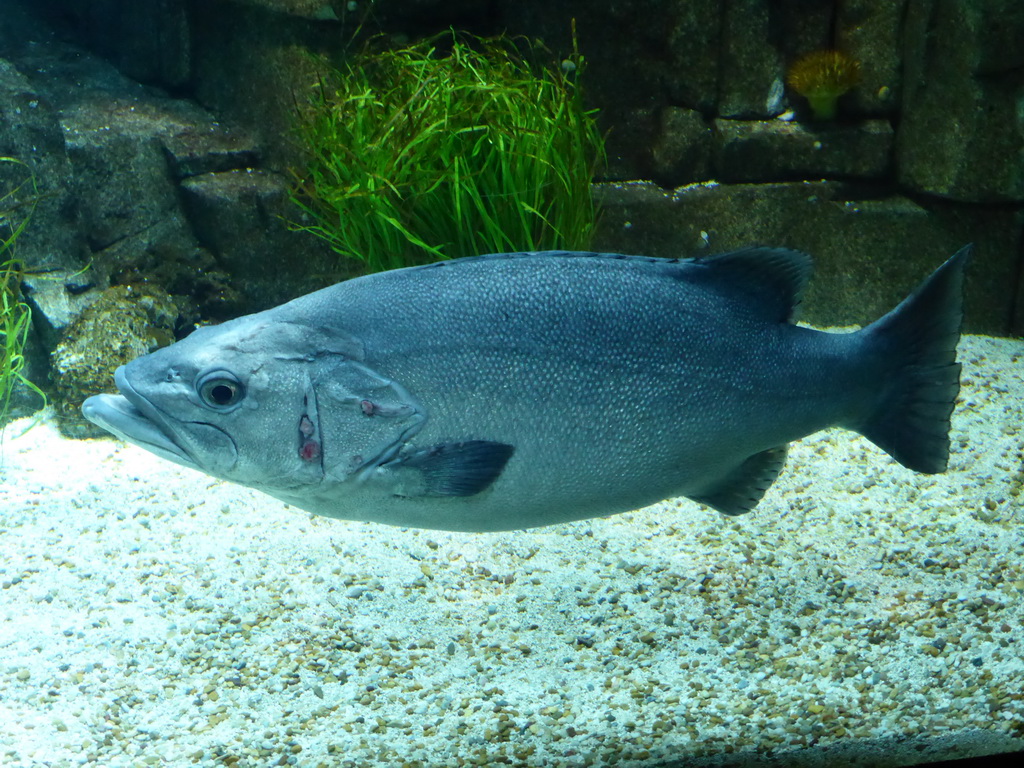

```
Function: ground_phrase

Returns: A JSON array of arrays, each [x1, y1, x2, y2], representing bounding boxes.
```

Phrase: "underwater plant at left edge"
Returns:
[[0, 156, 46, 434]]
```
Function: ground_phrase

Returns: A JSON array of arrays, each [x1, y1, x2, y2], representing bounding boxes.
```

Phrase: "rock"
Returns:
[[35, 0, 191, 89], [19, 270, 100, 353], [591, 180, 1020, 334], [717, 0, 786, 118], [836, 0, 905, 116], [898, 0, 1024, 201], [712, 119, 893, 183], [3, 7, 255, 278], [1, 43, 86, 425], [162, 122, 260, 180], [233, 0, 342, 20], [31, 51, 259, 250], [661, 0, 722, 115], [188, 3, 348, 170], [352, 0, 487, 27], [9, 38, 202, 257], [50, 284, 178, 437], [650, 108, 714, 187], [101, 239, 244, 328], [62, 97, 188, 252], [603, 108, 659, 183], [0, 58, 85, 272], [180, 170, 341, 309], [775, 0, 834, 63]]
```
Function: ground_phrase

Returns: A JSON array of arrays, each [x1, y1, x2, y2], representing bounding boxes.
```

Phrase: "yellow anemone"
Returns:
[[787, 50, 861, 120]]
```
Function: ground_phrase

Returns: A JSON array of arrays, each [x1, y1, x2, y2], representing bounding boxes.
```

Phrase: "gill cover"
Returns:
[[310, 356, 427, 481]]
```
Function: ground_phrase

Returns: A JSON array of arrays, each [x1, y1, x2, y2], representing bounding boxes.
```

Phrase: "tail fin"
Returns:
[[857, 245, 971, 473]]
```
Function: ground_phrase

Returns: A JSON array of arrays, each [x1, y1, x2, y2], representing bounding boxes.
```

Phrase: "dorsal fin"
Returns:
[[690, 247, 813, 323]]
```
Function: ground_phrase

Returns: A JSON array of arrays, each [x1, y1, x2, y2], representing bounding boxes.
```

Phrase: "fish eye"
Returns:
[[197, 372, 245, 410]]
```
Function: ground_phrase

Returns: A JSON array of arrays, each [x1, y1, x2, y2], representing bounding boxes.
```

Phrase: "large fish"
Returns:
[[82, 246, 969, 532]]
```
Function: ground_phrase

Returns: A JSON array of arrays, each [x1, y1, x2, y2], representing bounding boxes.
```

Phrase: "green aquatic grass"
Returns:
[[290, 31, 605, 272], [1, 157, 46, 432]]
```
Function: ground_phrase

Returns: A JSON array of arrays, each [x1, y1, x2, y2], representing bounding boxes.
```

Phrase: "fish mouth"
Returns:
[[81, 367, 200, 470]]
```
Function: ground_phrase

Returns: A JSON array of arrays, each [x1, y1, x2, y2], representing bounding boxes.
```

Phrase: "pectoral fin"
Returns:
[[392, 440, 515, 498], [689, 445, 788, 516]]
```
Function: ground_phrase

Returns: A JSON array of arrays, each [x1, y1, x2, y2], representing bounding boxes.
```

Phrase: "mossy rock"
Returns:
[[51, 285, 177, 438]]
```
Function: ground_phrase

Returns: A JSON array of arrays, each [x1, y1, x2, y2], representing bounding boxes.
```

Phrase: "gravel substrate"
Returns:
[[1, 333, 1023, 768]]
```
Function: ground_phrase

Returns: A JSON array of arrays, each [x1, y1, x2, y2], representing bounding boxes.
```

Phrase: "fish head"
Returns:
[[81, 316, 369, 493]]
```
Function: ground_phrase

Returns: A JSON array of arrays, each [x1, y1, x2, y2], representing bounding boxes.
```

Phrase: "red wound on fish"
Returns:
[[299, 440, 321, 461]]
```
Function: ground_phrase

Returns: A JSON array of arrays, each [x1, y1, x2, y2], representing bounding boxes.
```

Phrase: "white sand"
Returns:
[[1, 333, 1022, 768]]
